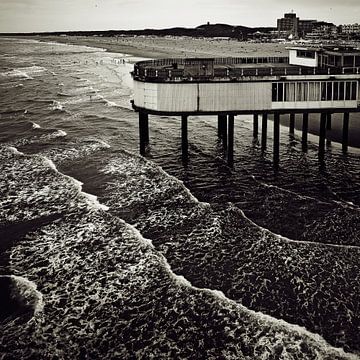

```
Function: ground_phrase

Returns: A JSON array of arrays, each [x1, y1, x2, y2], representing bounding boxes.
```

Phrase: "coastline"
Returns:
[[26, 35, 360, 148], [30, 34, 289, 58]]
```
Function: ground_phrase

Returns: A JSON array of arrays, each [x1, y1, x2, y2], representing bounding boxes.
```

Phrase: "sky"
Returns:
[[0, 0, 359, 33]]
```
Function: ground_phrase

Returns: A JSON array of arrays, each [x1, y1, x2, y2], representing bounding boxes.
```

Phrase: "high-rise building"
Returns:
[[277, 12, 299, 38]]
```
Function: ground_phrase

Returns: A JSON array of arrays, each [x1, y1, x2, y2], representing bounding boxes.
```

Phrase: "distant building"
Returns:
[[277, 12, 336, 39], [277, 12, 299, 38], [298, 20, 317, 37], [340, 23, 360, 34]]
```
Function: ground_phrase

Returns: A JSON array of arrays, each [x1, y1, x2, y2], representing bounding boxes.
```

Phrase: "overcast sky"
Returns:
[[0, 0, 359, 33]]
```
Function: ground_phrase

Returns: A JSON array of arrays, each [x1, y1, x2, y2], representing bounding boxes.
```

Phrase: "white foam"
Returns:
[[55, 130, 67, 137], [51, 101, 64, 111], [124, 220, 358, 359], [7, 146, 25, 156], [104, 99, 120, 107], [0, 66, 46, 79], [5, 275, 44, 316], [43, 157, 108, 212], [232, 204, 360, 250], [31, 122, 41, 129]]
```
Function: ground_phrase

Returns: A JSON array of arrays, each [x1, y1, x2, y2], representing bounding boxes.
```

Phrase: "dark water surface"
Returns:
[[0, 38, 360, 359]]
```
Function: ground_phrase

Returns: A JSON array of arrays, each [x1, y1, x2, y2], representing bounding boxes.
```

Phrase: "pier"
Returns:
[[131, 46, 360, 164]]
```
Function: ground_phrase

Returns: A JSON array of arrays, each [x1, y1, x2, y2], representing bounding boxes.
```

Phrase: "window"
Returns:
[[345, 82, 351, 100], [351, 81, 357, 100], [272, 81, 357, 102], [296, 50, 316, 59]]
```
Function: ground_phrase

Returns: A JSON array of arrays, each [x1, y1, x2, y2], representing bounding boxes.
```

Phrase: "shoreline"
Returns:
[[21, 35, 360, 148]]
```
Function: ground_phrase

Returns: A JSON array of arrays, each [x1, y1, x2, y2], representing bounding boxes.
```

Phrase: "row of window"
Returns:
[[296, 50, 316, 59], [272, 81, 358, 102]]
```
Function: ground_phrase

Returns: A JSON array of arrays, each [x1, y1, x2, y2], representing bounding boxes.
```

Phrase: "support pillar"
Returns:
[[253, 114, 259, 138], [261, 113, 268, 151], [223, 116, 228, 149], [273, 113, 280, 165], [319, 113, 327, 159], [326, 113, 332, 130], [289, 113, 295, 135], [144, 115, 149, 144], [342, 112, 350, 153], [139, 111, 148, 155], [181, 115, 188, 158], [302, 113, 309, 152], [228, 115, 234, 165], [218, 115, 227, 145]]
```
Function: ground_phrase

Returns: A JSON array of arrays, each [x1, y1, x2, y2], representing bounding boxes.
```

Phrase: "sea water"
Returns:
[[0, 37, 360, 359]]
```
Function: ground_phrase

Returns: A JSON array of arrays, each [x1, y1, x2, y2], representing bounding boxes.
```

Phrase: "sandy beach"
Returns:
[[34, 35, 290, 59]]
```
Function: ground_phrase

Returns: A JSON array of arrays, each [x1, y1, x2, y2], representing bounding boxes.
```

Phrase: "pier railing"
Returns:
[[132, 57, 360, 82]]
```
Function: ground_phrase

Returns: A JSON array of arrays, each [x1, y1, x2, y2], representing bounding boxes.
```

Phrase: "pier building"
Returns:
[[131, 46, 360, 164]]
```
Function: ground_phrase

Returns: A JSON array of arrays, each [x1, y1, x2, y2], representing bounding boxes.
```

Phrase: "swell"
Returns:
[[1, 143, 358, 359], [98, 149, 360, 353]]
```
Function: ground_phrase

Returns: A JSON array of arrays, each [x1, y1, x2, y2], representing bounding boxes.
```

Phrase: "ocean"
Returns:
[[0, 37, 359, 359]]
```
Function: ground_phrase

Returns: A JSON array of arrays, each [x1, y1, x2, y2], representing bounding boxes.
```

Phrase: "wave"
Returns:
[[0, 66, 47, 79], [128, 219, 358, 359], [0, 275, 44, 323], [57, 92, 73, 97], [2, 139, 358, 358], [51, 100, 64, 112], [43, 157, 109, 211]]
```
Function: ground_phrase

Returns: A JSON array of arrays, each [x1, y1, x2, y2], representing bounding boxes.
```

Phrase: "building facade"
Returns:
[[340, 23, 360, 34], [277, 13, 299, 38]]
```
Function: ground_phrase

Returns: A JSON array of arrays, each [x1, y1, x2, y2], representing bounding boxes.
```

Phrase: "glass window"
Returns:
[[278, 83, 284, 102], [333, 82, 339, 101], [344, 56, 354, 67], [321, 82, 327, 101], [339, 82, 345, 100], [351, 82, 357, 100], [327, 82, 333, 101], [272, 83, 278, 102], [345, 82, 351, 100], [285, 83, 296, 101]]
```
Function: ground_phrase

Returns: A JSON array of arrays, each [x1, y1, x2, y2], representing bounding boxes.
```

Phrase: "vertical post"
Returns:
[[319, 112, 327, 159], [218, 115, 227, 139], [261, 113, 268, 151], [144, 114, 149, 144], [289, 113, 295, 135], [223, 116, 228, 149], [302, 113, 309, 152], [181, 115, 188, 158], [273, 113, 280, 165], [342, 112, 350, 153], [139, 111, 148, 155], [228, 115, 234, 165], [326, 113, 332, 130], [253, 114, 259, 137]]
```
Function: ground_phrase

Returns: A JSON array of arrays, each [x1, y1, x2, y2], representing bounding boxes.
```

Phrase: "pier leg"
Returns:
[[326, 113, 332, 130], [144, 115, 149, 144], [302, 113, 309, 152], [223, 116, 228, 149], [228, 115, 234, 165], [218, 115, 226, 138], [253, 114, 259, 138], [181, 115, 188, 158], [342, 112, 350, 153], [289, 113, 295, 135], [273, 113, 280, 165], [139, 111, 148, 155], [319, 113, 327, 159], [261, 113, 268, 151]]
